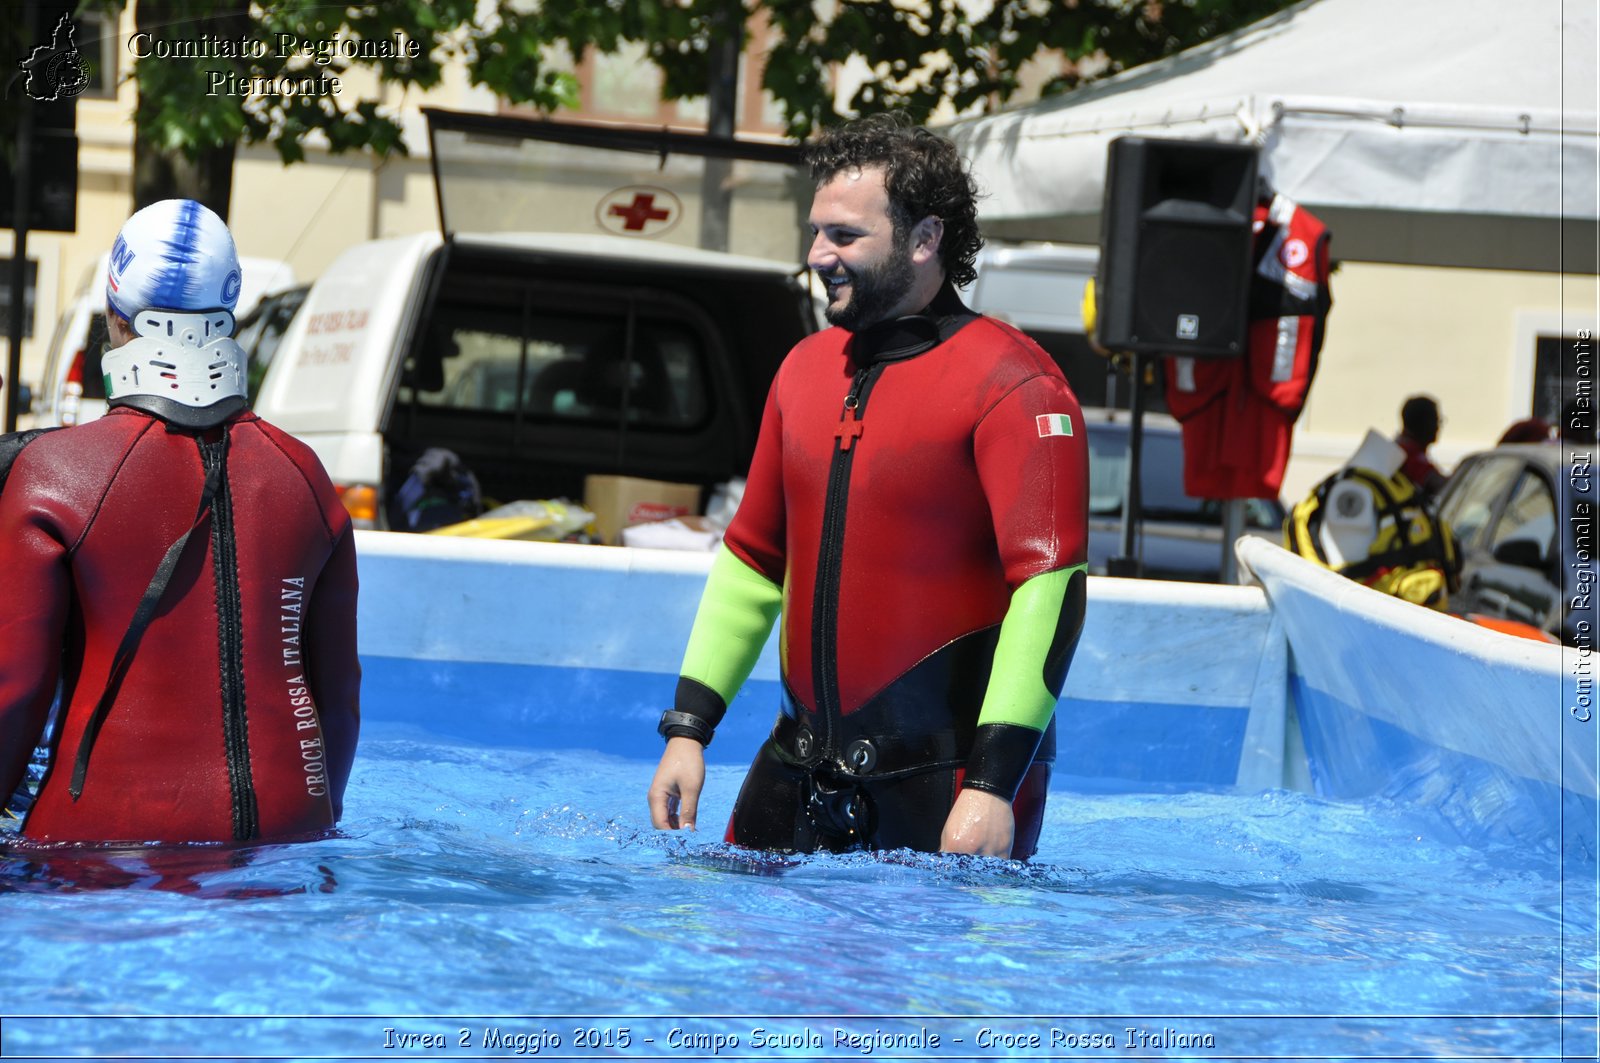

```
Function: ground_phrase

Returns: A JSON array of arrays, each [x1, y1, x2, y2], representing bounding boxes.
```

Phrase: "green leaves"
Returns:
[[128, 0, 470, 171], [126, 0, 1296, 200]]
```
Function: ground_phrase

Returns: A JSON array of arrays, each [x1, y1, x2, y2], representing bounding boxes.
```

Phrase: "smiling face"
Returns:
[[807, 165, 942, 331]]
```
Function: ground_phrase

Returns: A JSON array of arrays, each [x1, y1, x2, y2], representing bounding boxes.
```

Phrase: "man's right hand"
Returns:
[[647, 735, 707, 831]]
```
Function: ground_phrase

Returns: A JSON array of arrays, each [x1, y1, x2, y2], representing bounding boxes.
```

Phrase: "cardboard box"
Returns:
[[583, 475, 702, 545]]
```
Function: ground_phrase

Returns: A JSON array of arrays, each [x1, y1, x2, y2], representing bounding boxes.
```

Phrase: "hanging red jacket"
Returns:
[[1163, 193, 1332, 499]]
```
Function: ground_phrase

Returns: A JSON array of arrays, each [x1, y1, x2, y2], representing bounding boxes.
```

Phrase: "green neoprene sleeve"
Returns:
[[975, 563, 1087, 731], [679, 543, 784, 706]]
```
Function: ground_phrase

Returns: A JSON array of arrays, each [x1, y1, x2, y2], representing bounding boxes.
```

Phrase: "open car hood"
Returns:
[[423, 107, 810, 269]]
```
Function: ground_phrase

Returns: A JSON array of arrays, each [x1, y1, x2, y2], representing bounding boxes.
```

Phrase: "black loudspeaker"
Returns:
[[1095, 137, 1259, 358]]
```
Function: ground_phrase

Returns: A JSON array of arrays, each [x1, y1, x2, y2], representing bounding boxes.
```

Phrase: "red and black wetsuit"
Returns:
[[0, 407, 360, 844], [669, 286, 1089, 857]]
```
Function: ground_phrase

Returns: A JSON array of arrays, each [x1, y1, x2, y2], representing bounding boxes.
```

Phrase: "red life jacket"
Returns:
[[1163, 193, 1333, 499]]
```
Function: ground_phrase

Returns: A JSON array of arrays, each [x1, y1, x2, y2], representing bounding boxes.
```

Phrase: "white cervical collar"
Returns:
[[101, 307, 247, 410]]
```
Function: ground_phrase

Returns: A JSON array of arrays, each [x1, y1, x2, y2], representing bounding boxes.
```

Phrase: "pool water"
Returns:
[[3, 721, 1595, 1060]]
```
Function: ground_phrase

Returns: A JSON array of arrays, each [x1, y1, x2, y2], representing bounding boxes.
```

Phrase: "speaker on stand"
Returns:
[[1093, 136, 1259, 577]]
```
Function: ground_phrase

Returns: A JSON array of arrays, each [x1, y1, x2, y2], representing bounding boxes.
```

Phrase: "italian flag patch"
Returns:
[[1036, 413, 1075, 438]]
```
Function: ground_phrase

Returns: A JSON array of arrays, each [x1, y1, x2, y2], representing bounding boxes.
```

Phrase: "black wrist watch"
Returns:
[[658, 710, 714, 747]]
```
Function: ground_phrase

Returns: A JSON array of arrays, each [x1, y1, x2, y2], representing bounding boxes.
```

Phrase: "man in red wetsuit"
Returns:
[[0, 199, 360, 845], [647, 116, 1089, 859]]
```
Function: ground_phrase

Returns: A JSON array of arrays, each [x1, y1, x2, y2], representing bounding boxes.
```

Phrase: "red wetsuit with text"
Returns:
[[0, 407, 360, 844], [717, 288, 1088, 856]]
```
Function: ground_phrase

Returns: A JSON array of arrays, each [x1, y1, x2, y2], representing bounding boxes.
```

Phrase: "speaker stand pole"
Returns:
[[1220, 498, 1245, 584], [1109, 351, 1145, 578]]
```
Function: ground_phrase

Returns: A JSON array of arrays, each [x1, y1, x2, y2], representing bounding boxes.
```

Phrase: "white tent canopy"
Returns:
[[943, 0, 1598, 270]]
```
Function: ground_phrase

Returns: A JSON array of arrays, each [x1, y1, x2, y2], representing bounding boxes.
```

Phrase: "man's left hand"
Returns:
[[939, 788, 1014, 857]]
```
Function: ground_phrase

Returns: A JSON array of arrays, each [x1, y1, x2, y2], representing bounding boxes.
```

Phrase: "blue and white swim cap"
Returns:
[[106, 199, 242, 321]]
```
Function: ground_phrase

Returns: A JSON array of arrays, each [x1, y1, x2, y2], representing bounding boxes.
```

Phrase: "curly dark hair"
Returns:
[[803, 113, 983, 290]]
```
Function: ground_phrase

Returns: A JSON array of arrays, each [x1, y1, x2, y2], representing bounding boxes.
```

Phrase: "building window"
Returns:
[[1533, 332, 1599, 426], [66, 10, 119, 99]]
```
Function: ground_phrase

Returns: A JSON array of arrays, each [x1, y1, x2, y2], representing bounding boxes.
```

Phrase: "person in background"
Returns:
[[1395, 394, 1448, 500], [1497, 417, 1552, 445], [0, 199, 360, 845], [646, 114, 1089, 859], [1561, 397, 1597, 447]]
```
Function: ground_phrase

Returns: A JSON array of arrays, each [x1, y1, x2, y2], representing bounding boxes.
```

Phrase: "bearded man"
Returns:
[[647, 115, 1088, 859]]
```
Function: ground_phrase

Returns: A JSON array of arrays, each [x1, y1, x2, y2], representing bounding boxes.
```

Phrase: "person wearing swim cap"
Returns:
[[0, 200, 360, 845], [647, 115, 1089, 859]]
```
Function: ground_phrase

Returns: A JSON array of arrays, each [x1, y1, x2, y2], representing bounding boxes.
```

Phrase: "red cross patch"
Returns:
[[1280, 237, 1310, 269]]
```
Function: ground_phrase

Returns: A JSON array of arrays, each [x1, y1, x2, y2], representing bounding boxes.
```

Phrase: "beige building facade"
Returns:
[[1281, 261, 1597, 501]]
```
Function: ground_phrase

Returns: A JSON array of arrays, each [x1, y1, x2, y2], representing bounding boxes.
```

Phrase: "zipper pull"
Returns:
[[837, 394, 864, 451], [837, 370, 869, 452]]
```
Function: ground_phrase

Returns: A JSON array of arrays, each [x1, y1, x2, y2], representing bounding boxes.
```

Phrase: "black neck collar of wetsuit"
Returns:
[[112, 393, 248, 432], [846, 283, 979, 366]]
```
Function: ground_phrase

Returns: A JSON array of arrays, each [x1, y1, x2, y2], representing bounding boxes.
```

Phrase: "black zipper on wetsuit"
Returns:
[[203, 436, 260, 841], [811, 362, 886, 758]]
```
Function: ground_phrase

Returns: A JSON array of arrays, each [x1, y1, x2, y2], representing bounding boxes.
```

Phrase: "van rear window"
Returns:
[[404, 304, 711, 431]]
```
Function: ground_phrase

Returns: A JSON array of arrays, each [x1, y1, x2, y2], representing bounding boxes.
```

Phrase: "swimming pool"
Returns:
[[4, 533, 1596, 1060], [3, 716, 1593, 1060]]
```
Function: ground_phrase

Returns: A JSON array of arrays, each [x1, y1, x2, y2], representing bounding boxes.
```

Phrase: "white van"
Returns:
[[969, 242, 1098, 335], [252, 108, 818, 530], [33, 253, 295, 428], [965, 242, 1165, 412]]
